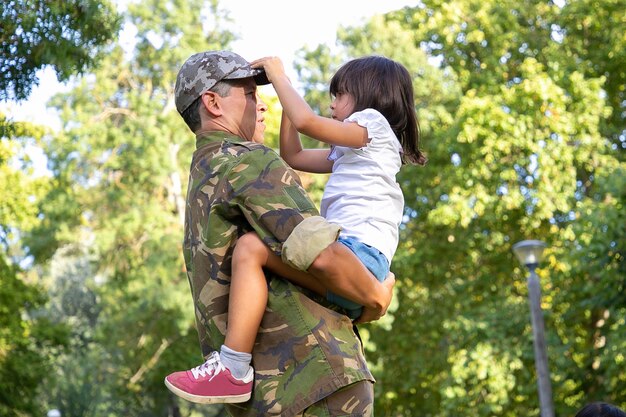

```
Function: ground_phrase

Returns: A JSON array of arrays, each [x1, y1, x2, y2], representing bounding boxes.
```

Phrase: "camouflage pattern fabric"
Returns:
[[183, 131, 374, 416], [296, 381, 374, 417]]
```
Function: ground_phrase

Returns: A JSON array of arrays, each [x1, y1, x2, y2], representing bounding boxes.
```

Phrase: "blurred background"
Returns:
[[1, 0, 624, 416]]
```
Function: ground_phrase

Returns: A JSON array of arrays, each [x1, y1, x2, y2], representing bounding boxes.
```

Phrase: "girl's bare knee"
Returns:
[[235, 232, 269, 262]]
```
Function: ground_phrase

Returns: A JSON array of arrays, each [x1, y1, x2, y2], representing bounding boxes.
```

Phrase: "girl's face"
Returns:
[[330, 93, 355, 121]]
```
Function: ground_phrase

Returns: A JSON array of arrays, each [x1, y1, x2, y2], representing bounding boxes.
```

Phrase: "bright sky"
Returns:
[[3, 0, 415, 130], [227, 0, 415, 72]]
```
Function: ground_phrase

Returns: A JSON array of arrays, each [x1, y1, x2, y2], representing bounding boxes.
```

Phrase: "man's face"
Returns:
[[251, 93, 268, 144], [219, 78, 262, 141]]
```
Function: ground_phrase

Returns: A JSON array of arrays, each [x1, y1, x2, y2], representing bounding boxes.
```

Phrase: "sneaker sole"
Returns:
[[164, 378, 251, 404]]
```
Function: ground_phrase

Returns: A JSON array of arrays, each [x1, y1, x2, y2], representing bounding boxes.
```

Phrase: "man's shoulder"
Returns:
[[195, 137, 272, 153], [192, 140, 300, 197], [217, 140, 280, 162], [226, 139, 269, 151], [192, 139, 282, 170]]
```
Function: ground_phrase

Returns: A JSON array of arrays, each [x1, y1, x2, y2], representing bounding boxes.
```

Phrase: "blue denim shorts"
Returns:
[[326, 236, 390, 319]]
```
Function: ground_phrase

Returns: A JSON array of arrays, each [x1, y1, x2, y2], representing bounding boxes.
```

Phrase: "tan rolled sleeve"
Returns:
[[281, 216, 341, 271]]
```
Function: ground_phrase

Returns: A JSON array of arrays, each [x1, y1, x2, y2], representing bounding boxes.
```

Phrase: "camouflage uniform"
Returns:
[[183, 131, 374, 416]]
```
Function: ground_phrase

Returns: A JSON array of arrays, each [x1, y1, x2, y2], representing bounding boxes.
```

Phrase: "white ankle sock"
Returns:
[[220, 345, 252, 380]]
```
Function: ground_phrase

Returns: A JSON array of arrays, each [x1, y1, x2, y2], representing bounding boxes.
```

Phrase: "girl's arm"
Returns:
[[251, 57, 368, 149], [280, 111, 333, 173]]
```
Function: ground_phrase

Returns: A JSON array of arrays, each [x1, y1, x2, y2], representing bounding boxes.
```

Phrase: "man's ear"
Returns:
[[201, 91, 222, 116]]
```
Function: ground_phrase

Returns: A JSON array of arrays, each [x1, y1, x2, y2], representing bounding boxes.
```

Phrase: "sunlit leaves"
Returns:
[[0, 0, 121, 101]]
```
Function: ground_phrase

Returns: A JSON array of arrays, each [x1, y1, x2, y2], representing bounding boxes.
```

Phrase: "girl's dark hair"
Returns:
[[575, 402, 626, 417], [329, 55, 426, 166]]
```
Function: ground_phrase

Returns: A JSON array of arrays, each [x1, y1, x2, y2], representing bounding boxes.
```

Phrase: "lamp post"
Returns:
[[512, 240, 554, 417]]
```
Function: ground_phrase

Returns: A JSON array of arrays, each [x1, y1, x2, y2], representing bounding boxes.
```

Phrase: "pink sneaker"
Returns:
[[164, 352, 253, 404]]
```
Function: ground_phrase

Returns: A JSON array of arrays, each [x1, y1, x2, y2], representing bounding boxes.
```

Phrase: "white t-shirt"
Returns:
[[320, 108, 404, 263]]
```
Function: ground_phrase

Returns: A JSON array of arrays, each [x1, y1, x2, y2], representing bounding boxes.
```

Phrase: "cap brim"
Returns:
[[224, 68, 270, 85], [253, 69, 270, 85]]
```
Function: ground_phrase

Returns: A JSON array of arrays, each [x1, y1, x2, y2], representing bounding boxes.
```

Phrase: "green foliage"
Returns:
[[0, 0, 121, 101], [552, 165, 626, 404], [557, 0, 625, 147], [0, 254, 42, 417], [0, 115, 70, 416], [1, 116, 48, 236]]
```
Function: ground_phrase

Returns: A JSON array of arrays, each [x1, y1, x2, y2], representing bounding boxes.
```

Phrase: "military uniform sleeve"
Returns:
[[227, 143, 318, 253]]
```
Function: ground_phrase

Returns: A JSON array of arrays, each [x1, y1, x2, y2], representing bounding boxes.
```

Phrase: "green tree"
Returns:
[[0, 117, 69, 416], [0, 0, 121, 101]]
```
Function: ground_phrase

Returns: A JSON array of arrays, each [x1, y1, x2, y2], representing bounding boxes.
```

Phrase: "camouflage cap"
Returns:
[[175, 50, 270, 114]]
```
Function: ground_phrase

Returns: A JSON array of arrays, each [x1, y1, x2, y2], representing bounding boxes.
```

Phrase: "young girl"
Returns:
[[250, 54, 426, 316], [165, 55, 425, 404]]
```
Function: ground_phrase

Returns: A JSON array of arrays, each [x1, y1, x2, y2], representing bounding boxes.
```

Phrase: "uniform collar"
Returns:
[[195, 130, 244, 150]]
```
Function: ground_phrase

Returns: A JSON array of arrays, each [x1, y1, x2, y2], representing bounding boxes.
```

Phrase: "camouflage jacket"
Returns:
[[183, 131, 374, 416]]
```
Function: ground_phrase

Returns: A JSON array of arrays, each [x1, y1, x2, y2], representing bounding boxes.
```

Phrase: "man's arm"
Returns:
[[308, 241, 396, 323], [281, 216, 395, 323]]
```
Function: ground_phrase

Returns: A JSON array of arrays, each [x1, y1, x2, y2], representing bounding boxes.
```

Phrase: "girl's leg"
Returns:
[[225, 231, 326, 354], [225, 232, 271, 354]]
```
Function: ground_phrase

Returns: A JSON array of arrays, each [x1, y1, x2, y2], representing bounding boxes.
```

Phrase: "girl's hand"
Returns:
[[250, 56, 288, 84]]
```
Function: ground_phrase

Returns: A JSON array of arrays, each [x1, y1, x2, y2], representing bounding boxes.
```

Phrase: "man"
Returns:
[[166, 51, 395, 416]]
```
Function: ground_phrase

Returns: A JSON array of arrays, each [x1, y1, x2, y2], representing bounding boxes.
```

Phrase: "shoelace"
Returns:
[[190, 352, 226, 381]]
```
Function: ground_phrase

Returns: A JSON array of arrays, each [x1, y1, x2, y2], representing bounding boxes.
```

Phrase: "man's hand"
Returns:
[[305, 241, 396, 323], [354, 272, 396, 324]]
